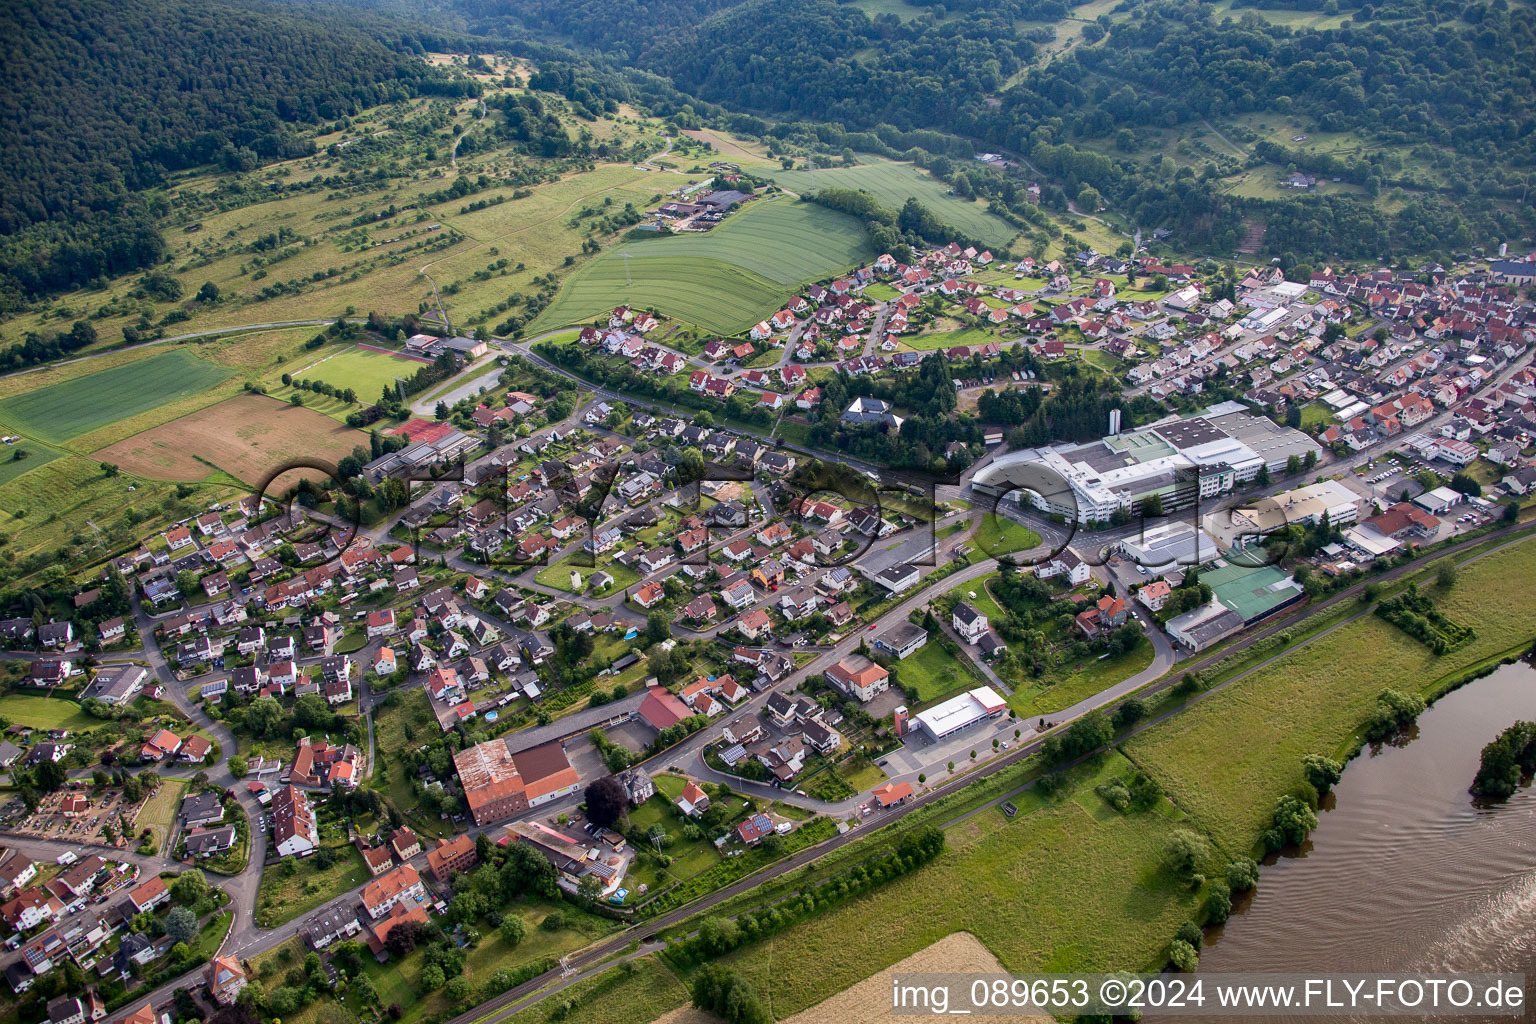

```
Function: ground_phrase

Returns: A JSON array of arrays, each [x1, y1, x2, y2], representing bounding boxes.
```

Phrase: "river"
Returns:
[[1199, 660, 1536, 1021]]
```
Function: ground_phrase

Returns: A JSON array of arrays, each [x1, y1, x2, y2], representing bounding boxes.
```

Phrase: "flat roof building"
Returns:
[[1201, 560, 1305, 624], [913, 686, 1007, 741], [1165, 601, 1245, 650]]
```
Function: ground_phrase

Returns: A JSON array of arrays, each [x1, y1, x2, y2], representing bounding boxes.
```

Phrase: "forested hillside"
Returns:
[[387, 0, 1535, 260], [0, 0, 468, 308]]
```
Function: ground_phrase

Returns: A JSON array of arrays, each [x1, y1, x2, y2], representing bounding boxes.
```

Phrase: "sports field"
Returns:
[[767, 158, 1019, 248], [289, 345, 433, 398], [0, 350, 233, 445], [93, 393, 370, 487], [529, 197, 874, 335]]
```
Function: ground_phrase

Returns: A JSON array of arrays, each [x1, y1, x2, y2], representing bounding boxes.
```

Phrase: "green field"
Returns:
[[712, 752, 1200, 1013], [256, 843, 372, 927], [901, 327, 1005, 352], [534, 556, 640, 594], [529, 196, 875, 335], [497, 955, 688, 1024], [291, 345, 435, 399], [767, 158, 1019, 248], [1008, 642, 1155, 719], [4, 694, 99, 731], [896, 641, 981, 705], [136, 778, 189, 855], [973, 516, 1041, 558], [0, 439, 68, 485], [0, 350, 233, 445]]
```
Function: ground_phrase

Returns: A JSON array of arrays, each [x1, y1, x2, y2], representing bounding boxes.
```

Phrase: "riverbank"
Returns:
[[1198, 660, 1536, 1020]]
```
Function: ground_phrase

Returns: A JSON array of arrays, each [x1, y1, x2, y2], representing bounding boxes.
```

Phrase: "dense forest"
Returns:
[[0, 0, 469, 308]]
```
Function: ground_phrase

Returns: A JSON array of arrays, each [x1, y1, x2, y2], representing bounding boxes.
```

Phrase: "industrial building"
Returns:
[[1165, 601, 1246, 651], [1115, 520, 1220, 571], [1219, 480, 1360, 548], [1200, 560, 1305, 624], [452, 739, 580, 825], [973, 404, 1322, 524]]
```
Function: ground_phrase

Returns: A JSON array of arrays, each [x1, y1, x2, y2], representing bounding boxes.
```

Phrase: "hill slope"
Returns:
[[0, 0, 464, 304]]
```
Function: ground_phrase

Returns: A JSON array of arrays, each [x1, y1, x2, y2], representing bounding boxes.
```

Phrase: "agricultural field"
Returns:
[[1125, 536, 1536, 855], [529, 196, 875, 335], [0, 350, 232, 445], [94, 393, 371, 488], [0, 88, 666, 358], [0, 452, 213, 566], [766, 158, 1018, 248]]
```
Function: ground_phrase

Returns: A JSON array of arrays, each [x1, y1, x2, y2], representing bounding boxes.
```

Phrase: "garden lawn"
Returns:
[[4, 695, 98, 731], [194, 911, 234, 959], [534, 556, 639, 594], [897, 642, 981, 705], [628, 796, 721, 885], [0, 350, 233, 445], [1124, 536, 1536, 856], [255, 844, 371, 927], [900, 327, 1001, 352], [1299, 402, 1337, 430], [948, 573, 1007, 624], [135, 778, 188, 855]]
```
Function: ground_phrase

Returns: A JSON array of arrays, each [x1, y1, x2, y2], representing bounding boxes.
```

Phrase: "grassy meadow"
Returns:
[[766, 157, 1018, 248]]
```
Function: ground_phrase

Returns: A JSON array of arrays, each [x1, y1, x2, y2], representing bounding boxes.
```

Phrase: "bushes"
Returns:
[[1470, 720, 1536, 800], [1301, 753, 1343, 795], [1167, 939, 1199, 972], [1375, 584, 1475, 653], [1039, 710, 1113, 767], [691, 965, 771, 1024], [1363, 688, 1426, 742], [1225, 857, 1260, 893], [1203, 879, 1232, 924], [1261, 795, 1318, 852]]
